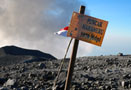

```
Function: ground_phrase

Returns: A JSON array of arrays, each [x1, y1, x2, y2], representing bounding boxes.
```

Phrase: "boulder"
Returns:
[[3, 79, 16, 87]]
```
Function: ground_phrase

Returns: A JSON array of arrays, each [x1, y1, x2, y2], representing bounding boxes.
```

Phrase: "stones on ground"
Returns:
[[3, 79, 16, 87], [82, 66, 89, 70], [38, 63, 46, 69], [0, 87, 8, 90], [123, 74, 131, 79], [82, 74, 96, 81], [0, 55, 131, 89], [42, 71, 56, 80], [20, 86, 28, 90], [121, 80, 131, 89], [53, 72, 66, 90], [0, 78, 7, 85], [28, 73, 36, 78], [105, 69, 112, 73]]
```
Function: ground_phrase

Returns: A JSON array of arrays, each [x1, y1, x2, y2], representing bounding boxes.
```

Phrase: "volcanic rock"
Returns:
[[0, 78, 7, 85], [3, 79, 16, 87], [0, 46, 131, 89], [38, 63, 46, 69]]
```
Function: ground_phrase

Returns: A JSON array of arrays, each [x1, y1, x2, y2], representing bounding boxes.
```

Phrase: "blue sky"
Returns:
[[77, 0, 131, 56], [83, 0, 131, 35]]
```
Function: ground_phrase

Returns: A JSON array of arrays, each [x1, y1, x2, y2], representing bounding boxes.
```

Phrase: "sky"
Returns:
[[82, 0, 131, 56], [0, 0, 131, 58]]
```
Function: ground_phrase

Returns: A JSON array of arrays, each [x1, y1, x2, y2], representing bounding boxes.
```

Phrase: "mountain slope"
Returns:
[[0, 45, 57, 66]]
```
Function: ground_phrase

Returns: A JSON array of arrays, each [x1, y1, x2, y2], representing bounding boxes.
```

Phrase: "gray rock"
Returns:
[[20, 86, 28, 90], [35, 84, 40, 89], [38, 63, 46, 69], [0, 87, 8, 90], [123, 74, 131, 79], [3, 79, 16, 87], [28, 73, 36, 78], [121, 81, 130, 88], [0, 78, 7, 85], [105, 69, 112, 73]]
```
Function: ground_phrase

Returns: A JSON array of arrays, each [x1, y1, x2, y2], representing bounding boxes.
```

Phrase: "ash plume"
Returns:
[[0, 0, 93, 58]]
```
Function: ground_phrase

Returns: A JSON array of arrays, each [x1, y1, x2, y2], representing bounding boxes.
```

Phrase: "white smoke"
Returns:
[[0, 0, 93, 58]]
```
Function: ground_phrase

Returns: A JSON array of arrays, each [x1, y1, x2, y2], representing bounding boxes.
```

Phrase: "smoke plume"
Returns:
[[0, 0, 93, 58]]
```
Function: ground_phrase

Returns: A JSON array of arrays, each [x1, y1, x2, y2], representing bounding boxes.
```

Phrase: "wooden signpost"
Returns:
[[64, 5, 108, 90], [64, 6, 85, 90]]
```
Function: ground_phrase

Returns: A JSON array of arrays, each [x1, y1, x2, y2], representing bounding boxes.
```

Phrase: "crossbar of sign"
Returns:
[[67, 12, 108, 46]]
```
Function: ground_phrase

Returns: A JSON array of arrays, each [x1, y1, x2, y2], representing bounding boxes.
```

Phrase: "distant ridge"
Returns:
[[0, 45, 57, 66], [0, 45, 56, 59]]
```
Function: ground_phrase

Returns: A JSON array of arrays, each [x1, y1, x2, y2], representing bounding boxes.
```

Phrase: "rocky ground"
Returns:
[[0, 53, 131, 90]]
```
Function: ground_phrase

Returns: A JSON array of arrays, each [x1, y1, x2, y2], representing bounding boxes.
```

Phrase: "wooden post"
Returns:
[[64, 6, 85, 90]]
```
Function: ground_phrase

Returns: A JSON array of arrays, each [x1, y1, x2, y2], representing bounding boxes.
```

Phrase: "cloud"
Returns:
[[0, 0, 94, 58], [77, 41, 94, 57]]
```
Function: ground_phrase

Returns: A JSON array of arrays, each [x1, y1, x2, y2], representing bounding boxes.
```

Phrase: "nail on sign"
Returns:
[[67, 12, 108, 46]]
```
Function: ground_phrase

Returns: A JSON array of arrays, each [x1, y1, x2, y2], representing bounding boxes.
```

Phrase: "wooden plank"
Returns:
[[67, 12, 108, 46]]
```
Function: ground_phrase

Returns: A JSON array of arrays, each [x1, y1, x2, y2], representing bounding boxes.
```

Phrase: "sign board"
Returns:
[[67, 12, 108, 46]]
